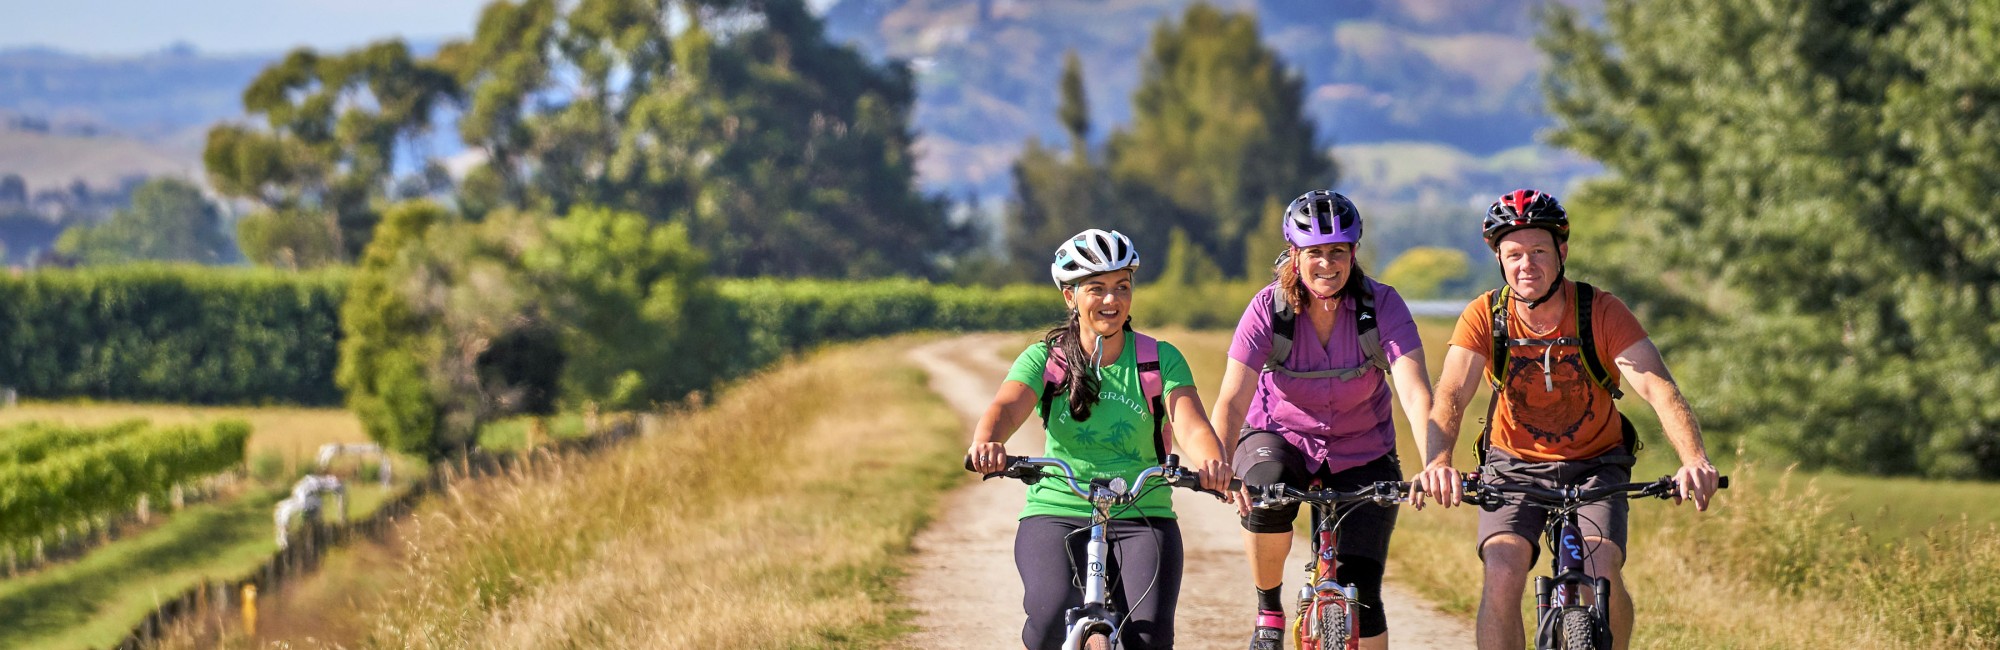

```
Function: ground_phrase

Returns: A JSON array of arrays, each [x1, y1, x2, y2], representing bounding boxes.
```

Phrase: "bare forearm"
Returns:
[[1390, 356, 1433, 450], [1424, 395, 1466, 467], [1650, 386, 1709, 466]]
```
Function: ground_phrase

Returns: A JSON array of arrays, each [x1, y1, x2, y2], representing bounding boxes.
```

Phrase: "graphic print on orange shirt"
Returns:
[[1499, 344, 1606, 448], [1447, 281, 1649, 462]]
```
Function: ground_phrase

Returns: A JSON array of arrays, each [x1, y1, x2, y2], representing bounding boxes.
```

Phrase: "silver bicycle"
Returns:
[[971, 454, 1235, 650]]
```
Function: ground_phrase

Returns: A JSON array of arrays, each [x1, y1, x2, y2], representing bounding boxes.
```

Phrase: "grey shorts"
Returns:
[[1475, 448, 1631, 567], [1233, 429, 1398, 563]]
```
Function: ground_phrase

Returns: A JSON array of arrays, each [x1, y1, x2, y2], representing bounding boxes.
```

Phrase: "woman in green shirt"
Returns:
[[967, 229, 1234, 650]]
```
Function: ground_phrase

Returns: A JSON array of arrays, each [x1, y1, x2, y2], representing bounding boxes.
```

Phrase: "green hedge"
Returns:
[[0, 266, 346, 405], [0, 269, 1066, 406], [0, 419, 250, 549], [719, 279, 1059, 371]]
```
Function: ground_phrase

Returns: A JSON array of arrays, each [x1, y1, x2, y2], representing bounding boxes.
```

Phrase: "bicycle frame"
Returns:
[[1298, 501, 1361, 650], [1531, 504, 1612, 650], [1062, 491, 1122, 650], [1251, 481, 1404, 650]]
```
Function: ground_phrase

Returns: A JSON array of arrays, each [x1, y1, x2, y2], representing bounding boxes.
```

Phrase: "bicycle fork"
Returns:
[[1535, 518, 1611, 649], [1063, 505, 1119, 649]]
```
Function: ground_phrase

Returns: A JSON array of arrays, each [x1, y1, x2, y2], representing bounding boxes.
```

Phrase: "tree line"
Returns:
[[1546, 0, 2000, 478]]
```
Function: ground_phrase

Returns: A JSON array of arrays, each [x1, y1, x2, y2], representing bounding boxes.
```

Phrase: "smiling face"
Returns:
[[1063, 269, 1134, 337], [1495, 228, 1566, 301], [1294, 242, 1354, 298]]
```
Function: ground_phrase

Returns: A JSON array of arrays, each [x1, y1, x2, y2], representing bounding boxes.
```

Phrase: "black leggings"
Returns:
[[1333, 555, 1388, 638], [1016, 515, 1183, 650]]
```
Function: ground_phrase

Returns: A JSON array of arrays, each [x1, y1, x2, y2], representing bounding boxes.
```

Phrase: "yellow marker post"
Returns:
[[242, 583, 258, 637]]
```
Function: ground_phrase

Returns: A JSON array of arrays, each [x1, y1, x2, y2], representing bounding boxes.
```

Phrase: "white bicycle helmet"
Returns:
[[1049, 229, 1141, 287]]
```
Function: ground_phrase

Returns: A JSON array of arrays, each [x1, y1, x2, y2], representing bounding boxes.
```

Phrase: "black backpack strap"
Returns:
[[1476, 288, 1508, 467], [1488, 287, 1511, 386], [1265, 292, 1296, 375], [1355, 289, 1390, 373], [1572, 282, 1624, 400], [1263, 286, 1388, 380]]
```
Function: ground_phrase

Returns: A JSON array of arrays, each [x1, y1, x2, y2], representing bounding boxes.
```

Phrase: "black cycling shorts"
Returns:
[[1232, 429, 1399, 564]]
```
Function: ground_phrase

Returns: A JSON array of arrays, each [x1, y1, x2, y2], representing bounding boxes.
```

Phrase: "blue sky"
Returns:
[[0, 0, 492, 55], [0, 0, 845, 56]]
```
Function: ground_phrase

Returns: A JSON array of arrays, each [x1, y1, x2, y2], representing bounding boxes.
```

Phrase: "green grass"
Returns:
[[474, 413, 590, 451]]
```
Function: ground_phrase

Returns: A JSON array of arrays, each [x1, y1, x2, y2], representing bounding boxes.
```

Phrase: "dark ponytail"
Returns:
[[1040, 309, 1139, 423]]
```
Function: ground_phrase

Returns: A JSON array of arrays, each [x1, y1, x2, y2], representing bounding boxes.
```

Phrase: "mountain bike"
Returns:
[[1462, 474, 1729, 650], [970, 453, 1237, 650], [1248, 480, 1409, 650]]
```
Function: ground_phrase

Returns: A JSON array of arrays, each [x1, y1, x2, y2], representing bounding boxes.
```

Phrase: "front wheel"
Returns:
[[1557, 607, 1597, 650], [1304, 597, 1350, 650], [1083, 631, 1112, 650]]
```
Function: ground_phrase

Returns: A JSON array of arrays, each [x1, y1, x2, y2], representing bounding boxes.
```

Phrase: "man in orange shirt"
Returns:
[[1410, 190, 1721, 650]]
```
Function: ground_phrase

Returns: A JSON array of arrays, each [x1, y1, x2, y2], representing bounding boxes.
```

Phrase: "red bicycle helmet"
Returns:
[[1481, 189, 1569, 250]]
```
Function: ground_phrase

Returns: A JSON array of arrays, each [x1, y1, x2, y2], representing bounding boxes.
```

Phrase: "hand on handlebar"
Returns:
[[1409, 463, 1463, 510], [965, 442, 1008, 475], [1672, 461, 1721, 511]]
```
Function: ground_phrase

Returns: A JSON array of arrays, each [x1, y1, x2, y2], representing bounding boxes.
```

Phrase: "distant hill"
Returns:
[[0, 44, 263, 143], [0, 127, 197, 192], [823, 0, 1601, 200]]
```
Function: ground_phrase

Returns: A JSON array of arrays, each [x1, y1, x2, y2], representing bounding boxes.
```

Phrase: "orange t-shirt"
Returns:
[[1447, 281, 1649, 462]]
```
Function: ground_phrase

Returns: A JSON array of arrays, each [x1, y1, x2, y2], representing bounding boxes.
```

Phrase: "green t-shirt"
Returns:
[[1004, 334, 1196, 520]]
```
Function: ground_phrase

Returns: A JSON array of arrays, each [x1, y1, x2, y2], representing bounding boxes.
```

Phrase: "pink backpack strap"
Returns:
[[1133, 333, 1172, 460], [1134, 333, 1163, 404]]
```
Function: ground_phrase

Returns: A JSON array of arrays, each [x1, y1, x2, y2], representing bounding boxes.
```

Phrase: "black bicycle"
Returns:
[[969, 453, 1237, 650], [1462, 474, 1729, 650], [1249, 480, 1409, 650]]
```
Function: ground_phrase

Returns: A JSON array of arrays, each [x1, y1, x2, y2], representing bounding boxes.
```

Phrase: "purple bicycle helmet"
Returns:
[[1283, 190, 1362, 248]]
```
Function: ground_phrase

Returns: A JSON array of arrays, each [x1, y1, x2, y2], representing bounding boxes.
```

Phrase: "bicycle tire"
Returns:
[[1083, 631, 1113, 650], [1307, 597, 1349, 650], [1557, 607, 1596, 650]]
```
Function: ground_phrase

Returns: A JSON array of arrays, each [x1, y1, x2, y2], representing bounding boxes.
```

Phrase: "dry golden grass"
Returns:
[[272, 335, 966, 648]]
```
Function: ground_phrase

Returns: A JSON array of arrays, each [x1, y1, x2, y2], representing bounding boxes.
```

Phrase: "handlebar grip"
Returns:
[[1718, 476, 1730, 490]]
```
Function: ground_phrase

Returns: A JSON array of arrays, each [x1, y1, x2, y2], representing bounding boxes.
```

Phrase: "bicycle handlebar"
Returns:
[[1249, 480, 1409, 509], [1461, 474, 1730, 511], [964, 454, 1241, 503]]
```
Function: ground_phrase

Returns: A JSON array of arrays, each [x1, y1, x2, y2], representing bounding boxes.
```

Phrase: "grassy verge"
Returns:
[[1162, 321, 2000, 649], [223, 335, 964, 649]]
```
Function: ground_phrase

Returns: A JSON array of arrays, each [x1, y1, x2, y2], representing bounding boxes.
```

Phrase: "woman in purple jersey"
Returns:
[[1209, 190, 1435, 650]]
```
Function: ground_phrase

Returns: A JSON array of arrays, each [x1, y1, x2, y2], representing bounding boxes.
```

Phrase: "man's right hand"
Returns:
[[1410, 463, 1463, 510]]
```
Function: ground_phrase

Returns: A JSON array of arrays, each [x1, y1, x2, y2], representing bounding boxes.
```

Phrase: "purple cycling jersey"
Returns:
[[1227, 280, 1422, 474]]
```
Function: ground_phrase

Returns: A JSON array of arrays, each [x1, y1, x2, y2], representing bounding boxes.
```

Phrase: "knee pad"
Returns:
[[1335, 555, 1387, 637]]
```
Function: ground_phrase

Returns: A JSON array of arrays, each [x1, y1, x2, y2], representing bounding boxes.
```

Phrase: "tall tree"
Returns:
[[1109, 2, 1334, 278], [204, 41, 458, 267], [442, 0, 957, 277], [1004, 49, 1112, 283], [1544, 0, 2000, 478]]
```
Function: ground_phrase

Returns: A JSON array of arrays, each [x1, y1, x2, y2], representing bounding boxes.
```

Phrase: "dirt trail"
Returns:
[[900, 334, 1475, 649]]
